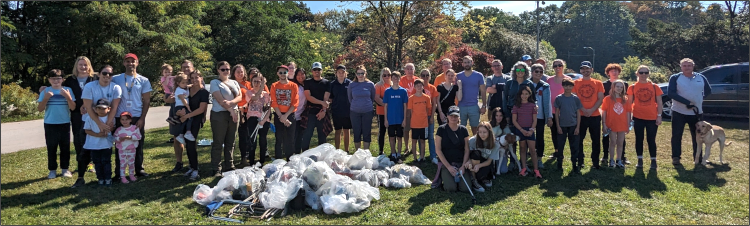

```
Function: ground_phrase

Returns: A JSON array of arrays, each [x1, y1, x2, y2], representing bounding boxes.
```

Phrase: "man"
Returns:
[[433, 58, 453, 87], [485, 59, 511, 115], [111, 53, 152, 179], [601, 63, 630, 165], [572, 61, 604, 170], [668, 58, 712, 165], [324, 65, 352, 153], [522, 55, 534, 68], [456, 55, 487, 134], [300, 62, 333, 150], [400, 63, 418, 153], [536, 58, 551, 81]]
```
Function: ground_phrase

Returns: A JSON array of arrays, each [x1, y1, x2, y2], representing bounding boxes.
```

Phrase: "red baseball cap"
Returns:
[[124, 53, 138, 61], [120, 111, 132, 118], [276, 65, 289, 71]]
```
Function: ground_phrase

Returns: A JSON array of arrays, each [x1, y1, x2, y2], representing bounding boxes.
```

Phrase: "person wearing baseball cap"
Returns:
[[521, 55, 533, 66], [326, 64, 353, 153], [80, 98, 115, 187], [571, 60, 605, 170], [299, 61, 332, 151], [111, 52, 153, 179], [270, 64, 299, 161], [434, 105, 476, 193]]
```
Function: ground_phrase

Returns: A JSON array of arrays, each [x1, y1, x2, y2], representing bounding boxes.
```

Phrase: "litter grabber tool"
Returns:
[[458, 168, 477, 204]]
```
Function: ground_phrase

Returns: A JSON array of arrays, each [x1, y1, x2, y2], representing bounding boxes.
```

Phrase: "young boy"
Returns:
[[38, 69, 76, 179], [407, 79, 432, 163], [554, 78, 583, 173], [383, 71, 409, 162], [83, 98, 115, 187]]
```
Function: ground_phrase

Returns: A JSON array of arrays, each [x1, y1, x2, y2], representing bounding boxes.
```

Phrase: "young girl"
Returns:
[[160, 64, 175, 106], [490, 107, 515, 175], [169, 73, 195, 144], [511, 86, 540, 178], [114, 111, 142, 184], [602, 79, 632, 168], [467, 122, 500, 189]]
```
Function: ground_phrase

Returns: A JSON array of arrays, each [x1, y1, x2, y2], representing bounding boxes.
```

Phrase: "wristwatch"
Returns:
[[657, 113, 662, 117]]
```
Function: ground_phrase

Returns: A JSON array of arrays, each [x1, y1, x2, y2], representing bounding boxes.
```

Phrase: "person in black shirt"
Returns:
[[435, 106, 478, 193], [301, 62, 332, 150], [601, 64, 630, 165]]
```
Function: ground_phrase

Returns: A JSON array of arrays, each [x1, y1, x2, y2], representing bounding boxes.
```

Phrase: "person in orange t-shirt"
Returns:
[[433, 58, 453, 87], [270, 65, 298, 161], [601, 80, 631, 168], [375, 67, 392, 155], [230, 64, 254, 166], [407, 79, 432, 162], [400, 63, 418, 154], [571, 61, 605, 169], [419, 69, 440, 164], [626, 65, 663, 169]]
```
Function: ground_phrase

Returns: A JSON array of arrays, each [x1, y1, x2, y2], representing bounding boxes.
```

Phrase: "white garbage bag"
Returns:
[[302, 162, 336, 191], [300, 143, 336, 161], [305, 187, 321, 210], [376, 155, 395, 169], [347, 149, 374, 170], [355, 169, 380, 187], [259, 177, 304, 209], [287, 155, 315, 175], [193, 184, 215, 206], [386, 174, 412, 188], [268, 166, 300, 183], [320, 194, 372, 214], [391, 164, 432, 185]]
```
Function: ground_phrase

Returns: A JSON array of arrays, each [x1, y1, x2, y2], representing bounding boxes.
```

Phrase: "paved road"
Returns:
[[1, 105, 214, 154]]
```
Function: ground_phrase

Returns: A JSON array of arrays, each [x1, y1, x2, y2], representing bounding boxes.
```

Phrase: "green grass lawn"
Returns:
[[1, 120, 748, 224]]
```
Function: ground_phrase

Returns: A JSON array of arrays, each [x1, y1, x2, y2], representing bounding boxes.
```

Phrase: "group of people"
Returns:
[[39, 52, 712, 193]]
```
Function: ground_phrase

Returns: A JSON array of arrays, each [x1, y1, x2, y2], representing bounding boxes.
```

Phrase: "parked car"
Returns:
[[565, 73, 583, 80], [658, 62, 749, 119]]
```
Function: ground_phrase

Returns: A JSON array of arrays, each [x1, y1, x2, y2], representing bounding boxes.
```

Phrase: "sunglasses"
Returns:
[[219, 68, 230, 72], [420, 74, 430, 77], [356, 73, 365, 76], [278, 71, 288, 75], [382, 74, 389, 77], [100, 72, 112, 76], [313, 68, 322, 71], [492, 65, 501, 68], [638, 71, 650, 75], [552, 64, 563, 68], [514, 68, 526, 72], [533, 70, 544, 74]]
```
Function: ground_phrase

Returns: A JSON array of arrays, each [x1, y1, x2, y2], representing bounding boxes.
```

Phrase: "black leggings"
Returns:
[[378, 115, 386, 153], [634, 117, 658, 158], [184, 117, 204, 170]]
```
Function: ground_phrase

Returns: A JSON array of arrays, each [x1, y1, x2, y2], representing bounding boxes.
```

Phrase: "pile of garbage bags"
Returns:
[[192, 144, 432, 215]]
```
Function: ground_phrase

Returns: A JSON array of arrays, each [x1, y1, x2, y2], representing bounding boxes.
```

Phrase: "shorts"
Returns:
[[512, 127, 536, 141], [388, 124, 404, 138], [459, 105, 480, 127], [411, 128, 427, 140], [332, 116, 352, 130]]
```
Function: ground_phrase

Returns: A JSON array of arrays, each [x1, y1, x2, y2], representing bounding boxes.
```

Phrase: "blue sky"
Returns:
[[303, 1, 728, 16]]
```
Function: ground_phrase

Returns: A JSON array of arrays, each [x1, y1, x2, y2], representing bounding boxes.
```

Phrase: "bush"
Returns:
[[618, 56, 671, 84], [1, 83, 43, 119]]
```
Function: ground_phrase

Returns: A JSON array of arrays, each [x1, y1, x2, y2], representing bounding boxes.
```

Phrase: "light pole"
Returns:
[[536, 1, 545, 59], [583, 46, 595, 72]]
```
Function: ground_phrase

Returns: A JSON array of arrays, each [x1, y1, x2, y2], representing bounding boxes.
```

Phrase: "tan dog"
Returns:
[[695, 121, 732, 165]]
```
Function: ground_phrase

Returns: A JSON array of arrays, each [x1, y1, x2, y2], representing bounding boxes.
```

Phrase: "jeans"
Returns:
[[295, 120, 305, 154], [274, 113, 296, 160], [210, 110, 238, 172], [350, 111, 373, 143], [634, 117, 658, 158], [428, 122, 436, 161], [671, 111, 699, 161], [577, 115, 601, 167], [246, 117, 270, 165], [301, 114, 328, 151], [90, 148, 112, 181], [558, 126, 581, 166], [45, 123, 71, 171], [114, 116, 145, 179], [377, 115, 387, 154]]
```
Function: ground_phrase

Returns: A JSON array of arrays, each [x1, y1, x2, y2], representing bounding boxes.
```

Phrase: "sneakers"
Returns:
[[557, 159, 563, 170], [105, 179, 112, 187], [519, 168, 528, 176], [184, 168, 195, 176], [600, 158, 608, 166], [609, 159, 616, 168], [98, 180, 105, 186], [623, 157, 631, 165], [189, 170, 200, 180], [176, 134, 186, 145], [87, 163, 96, 173], [672, 157, 681, 165], [471, 179, 485, 193], [47, 171, 56, 179], [616, 160, 625, 168], [483, 180, 492, 187], [636, 158, 644, 168], [651, 159, 657, 169], [172, 162, 184, 173], [537, 159, 544, 169], [128, 174, 137, 182], [534, 169, 542, 179], [120, 177, 130, 184], [71, 178, 86, 188], [572, 166, 581, 174], [184, 131, 196, 141], [432, 158, 438, 165], [61, 169, 72, 178]]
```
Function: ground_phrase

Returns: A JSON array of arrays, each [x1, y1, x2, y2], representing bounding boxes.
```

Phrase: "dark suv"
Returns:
[[658, 62, 749, 119]]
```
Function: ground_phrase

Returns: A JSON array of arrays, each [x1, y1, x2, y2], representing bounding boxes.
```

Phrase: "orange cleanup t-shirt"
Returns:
[[602, 97, 631, 132], [572, 78, 605, 117], [627, 82, 663, 120], [433, 73, 445, 87], [399, 75, 417, 96], [270, 81, 299, 114], [237, 80, 252, 112], [407, 94, 432, 129], [375, 82, 389, 115]]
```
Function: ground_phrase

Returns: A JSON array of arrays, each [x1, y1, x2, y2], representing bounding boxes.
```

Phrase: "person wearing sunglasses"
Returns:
[[373, 67, 392, 155], [571, 61, 605, 170], [502, 61, 533, 125], [627, 65, 663, 169], [325, 64, 353, 153], [529, 63, 553, 169], [485, 59, 511, 118], [347, 65, 376, 151], [209, 61, 242, 177], [601, 63, 630, 166], [229, 64, 253, 166], [300, 62, 333, 152], [545, 59, 567, 161], [271, 65, 299, 160]]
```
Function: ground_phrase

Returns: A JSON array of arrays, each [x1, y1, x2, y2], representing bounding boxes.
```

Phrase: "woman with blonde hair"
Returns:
[[627, 65, 663, 169], [374, 67, 392, 155], [61, 56, 97, 174], [601, 79, 631, 168]]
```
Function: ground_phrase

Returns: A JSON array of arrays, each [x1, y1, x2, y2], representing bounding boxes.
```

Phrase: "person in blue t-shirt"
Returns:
[[455, 55, 487, 135], [324, 64, 353, 153], [38, 69, 76, 179], [383, 71, 409, 162]]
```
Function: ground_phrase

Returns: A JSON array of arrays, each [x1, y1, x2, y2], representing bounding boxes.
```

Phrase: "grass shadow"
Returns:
[[673, 163, 731, 191]]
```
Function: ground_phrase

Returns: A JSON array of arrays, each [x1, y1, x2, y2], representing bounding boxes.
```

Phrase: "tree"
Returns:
[[481, 27, 556, 74], [430, 45, 495, 76]]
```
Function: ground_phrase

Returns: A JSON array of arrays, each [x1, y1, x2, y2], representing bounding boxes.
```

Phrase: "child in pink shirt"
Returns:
[[114, 111, 142, 184]]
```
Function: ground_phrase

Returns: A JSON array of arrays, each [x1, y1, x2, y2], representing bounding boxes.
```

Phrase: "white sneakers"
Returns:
[[185, 168, 199, 180], [61, 169, 72, 178], [176, 134, 186, 145], [432, 158, 438, 165], [184, 132, 196, 141]]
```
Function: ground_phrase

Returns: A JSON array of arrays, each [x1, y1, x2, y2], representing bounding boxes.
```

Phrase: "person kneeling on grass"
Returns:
[[468, 121, 500, 189], [434, 106, 484, 193]]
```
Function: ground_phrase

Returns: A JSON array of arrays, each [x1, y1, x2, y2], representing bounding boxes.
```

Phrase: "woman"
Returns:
[[209, 61, 242, 177], [230, 64, 252, 166], [490, 107, 515, 175], [434, 106, 475, 193], [503, 62, 533, 122], [627, 65, 663, 169], [245, 74, 272, 165], [436, 69, 459, 125], [467, 121, 500, 189], [347, 65, 376, 150], [175, 70, 209, 180], [292, 68, 308, 155], [530, 63, 552, 169], [545, 59, 567, 160], [374, 67, 392, 155]]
